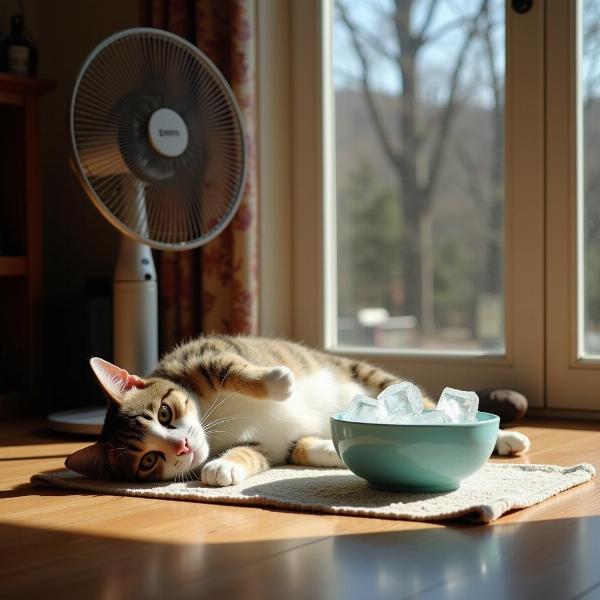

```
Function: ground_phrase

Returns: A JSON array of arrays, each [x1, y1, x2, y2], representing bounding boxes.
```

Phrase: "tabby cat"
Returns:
[[66, 335, 530, 485]]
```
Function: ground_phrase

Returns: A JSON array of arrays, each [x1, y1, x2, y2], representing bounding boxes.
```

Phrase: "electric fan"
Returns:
[[47, 28, 246, 433]]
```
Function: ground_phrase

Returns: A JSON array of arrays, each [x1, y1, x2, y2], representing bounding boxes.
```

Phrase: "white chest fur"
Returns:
[[199, 368, 365, 463]]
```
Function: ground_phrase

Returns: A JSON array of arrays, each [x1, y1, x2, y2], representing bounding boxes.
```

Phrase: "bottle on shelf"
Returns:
[[0, 14, 38, 77]]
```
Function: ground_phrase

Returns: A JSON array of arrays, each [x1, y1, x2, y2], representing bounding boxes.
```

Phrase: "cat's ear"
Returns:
[[65, 443, 108, 479], [90, 357, 147, 404]]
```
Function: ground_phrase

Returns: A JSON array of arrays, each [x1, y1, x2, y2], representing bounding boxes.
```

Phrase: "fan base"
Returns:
[[46, 407, 105, 436]]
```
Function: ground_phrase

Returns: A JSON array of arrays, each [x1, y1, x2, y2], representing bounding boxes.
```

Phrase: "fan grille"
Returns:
[[70, 28, 246, 250]]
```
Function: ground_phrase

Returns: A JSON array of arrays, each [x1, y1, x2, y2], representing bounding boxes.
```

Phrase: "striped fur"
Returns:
[[151, 335, 409, 398]]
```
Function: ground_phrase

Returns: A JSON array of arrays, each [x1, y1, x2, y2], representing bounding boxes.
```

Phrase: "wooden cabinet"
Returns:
[[0, 73, 54, 414]]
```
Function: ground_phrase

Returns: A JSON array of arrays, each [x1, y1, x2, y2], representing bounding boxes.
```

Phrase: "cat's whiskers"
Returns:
[[179, 463, 196, 485], [204, 431, 232, 446], [183, 468, 201, 484], [203, 413, 248, 447], [197, 364, 236, 425], [204, 414, 247, 430], [205, 428, 238, 440], [203, 420, 247, 445], [199, 380, 256, 428], [107, 447, 128, 460], [199, 389, 238, 427]]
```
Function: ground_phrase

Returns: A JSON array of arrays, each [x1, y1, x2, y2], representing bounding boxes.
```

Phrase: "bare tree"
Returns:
[[454, 1, 503, 316], [336, 0, 489, 336]]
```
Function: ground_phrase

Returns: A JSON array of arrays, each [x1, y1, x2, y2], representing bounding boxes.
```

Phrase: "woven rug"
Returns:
[[31, 462, 595, 524]]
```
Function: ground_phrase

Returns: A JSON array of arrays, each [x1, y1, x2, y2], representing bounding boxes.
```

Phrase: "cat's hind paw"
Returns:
[[200, 458, 247, 487], [495, 430, 531, 456], [305, 439, 346, 468], [264, 366, 295, 401]]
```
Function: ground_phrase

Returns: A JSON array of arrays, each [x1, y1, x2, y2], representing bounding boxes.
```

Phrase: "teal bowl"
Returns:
[[330, 411, 499, 492]]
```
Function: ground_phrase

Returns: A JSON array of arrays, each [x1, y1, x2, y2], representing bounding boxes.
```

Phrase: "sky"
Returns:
[[333, 0, 505, 108]]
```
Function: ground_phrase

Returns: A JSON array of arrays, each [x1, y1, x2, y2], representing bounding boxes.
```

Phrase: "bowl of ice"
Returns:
[[331, 384, 499, 492]]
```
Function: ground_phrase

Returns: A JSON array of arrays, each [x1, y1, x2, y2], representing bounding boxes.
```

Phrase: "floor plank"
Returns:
[[1, 419, 599, 599]]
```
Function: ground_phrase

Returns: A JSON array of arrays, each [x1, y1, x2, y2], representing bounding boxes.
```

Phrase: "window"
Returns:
[[258, 1, 600, 410], [333, 0, 506, 355]]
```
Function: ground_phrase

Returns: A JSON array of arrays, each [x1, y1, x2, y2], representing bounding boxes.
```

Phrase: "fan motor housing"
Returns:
[[148, 107, 189, 157]]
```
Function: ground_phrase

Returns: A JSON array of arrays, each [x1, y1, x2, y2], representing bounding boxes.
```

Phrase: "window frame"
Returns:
[[545, 0, 600, 411], [257, 0, 294, 339], [256, 0, 599, 411]]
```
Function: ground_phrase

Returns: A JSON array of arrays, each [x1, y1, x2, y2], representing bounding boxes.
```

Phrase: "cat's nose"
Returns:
[[175, 438, 191, 456]]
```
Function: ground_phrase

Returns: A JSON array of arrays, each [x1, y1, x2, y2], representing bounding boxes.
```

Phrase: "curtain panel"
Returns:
[[142, 0, 258, 350]]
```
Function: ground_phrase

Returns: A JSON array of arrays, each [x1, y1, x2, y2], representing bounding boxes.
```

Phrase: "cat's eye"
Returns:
[[158, 403, 172, 425], [139, 452, 158, 472]]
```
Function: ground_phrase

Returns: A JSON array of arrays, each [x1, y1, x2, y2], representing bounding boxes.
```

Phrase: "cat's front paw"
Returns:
[[495, 430, 531, 456], [264, 366, 295, 401], [201, 458, 247, 487]]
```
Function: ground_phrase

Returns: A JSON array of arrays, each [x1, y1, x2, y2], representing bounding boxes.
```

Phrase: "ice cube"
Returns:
[[415, 410, 451, 425], [377, 381, 423, 421], [384, 413, 415, 425], [437, 387, 479, 422], [343, 394, 382, 423]]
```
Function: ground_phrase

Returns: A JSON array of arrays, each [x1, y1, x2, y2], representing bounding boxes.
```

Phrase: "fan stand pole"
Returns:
[[45, 236, 158, 435], [113, 235, 158, 376]]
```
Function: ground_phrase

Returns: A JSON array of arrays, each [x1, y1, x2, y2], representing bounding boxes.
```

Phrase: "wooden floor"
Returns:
[[1, 419, 600, 600]]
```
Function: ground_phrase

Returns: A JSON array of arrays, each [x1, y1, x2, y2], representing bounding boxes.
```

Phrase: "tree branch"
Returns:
[[417, 0, 441, 42], [336, 1, 401, 170], [482, 2, 503, 227], [356, 27, 400, 62], [423, 16, 470, 44], [455, 141, 487, 208], [426, 0, 489, 205], [482, 4, 503, 154]]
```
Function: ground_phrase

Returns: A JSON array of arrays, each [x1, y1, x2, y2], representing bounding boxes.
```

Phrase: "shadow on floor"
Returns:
[[0, 421, 97, 447], [1, 512, 600, 600]]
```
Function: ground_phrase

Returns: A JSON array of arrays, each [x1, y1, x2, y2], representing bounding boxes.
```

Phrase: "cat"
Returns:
[[66, 335, 531, 485]]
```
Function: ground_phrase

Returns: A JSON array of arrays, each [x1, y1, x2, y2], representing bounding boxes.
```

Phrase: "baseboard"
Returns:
[[526, 407, 600, 422]]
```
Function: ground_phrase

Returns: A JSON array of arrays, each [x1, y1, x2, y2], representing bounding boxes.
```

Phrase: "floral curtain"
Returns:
[[142, 0, 258, 350]]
